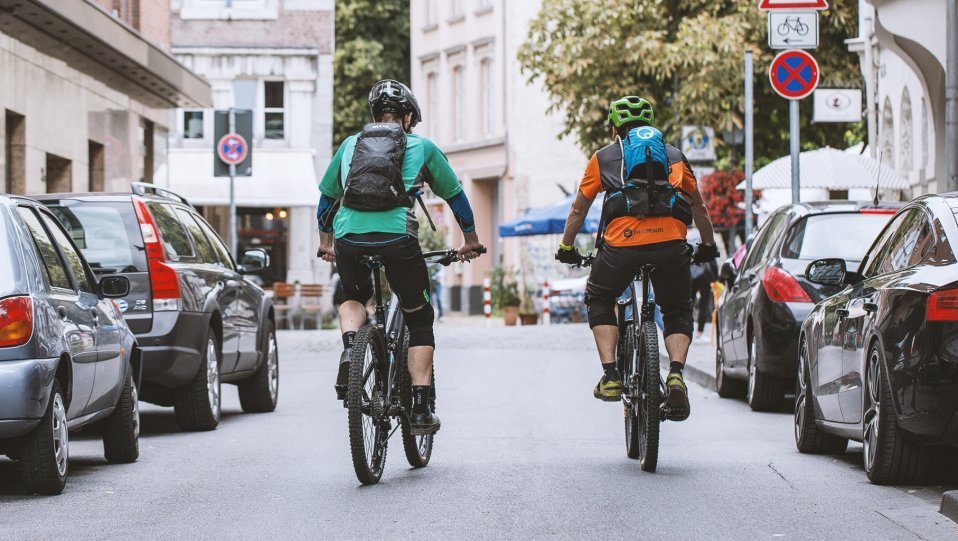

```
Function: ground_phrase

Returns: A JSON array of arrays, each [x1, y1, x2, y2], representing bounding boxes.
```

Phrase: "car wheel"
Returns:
[[715, 336, 746, 399], [863, 344, 925, 485], [174, 332, 221, 431], [19, 381, 68, 495], [746, 332, 787, 412], [102, 372, 140, 464], [794, 340, 847, 454], [238, 321, 279, 413]]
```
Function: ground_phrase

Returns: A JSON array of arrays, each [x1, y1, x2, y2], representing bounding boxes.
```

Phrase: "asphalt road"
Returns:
[[1, 325, 956, 540]]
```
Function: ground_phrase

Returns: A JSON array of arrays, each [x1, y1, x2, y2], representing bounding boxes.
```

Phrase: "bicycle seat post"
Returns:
[[361, 255, 387, 326]]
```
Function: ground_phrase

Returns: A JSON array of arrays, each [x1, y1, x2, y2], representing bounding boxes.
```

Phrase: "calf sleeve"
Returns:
[[404, 303, 436, 348]]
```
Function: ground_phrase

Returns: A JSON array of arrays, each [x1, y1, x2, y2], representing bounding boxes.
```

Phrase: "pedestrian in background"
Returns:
[[431, 264, 444, 322], [691, 258, 718, 342]]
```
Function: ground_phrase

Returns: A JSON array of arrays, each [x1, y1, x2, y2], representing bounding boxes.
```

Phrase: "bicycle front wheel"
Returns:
[[622, 325, 641, 459], [347, 324, 389, 485], [398, 328, 435, 468], [637, 321, 660, 472]]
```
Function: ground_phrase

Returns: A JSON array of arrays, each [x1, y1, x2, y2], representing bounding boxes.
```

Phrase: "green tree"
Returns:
[[519, 0, 862, 166], [334, 0, 410, 147]]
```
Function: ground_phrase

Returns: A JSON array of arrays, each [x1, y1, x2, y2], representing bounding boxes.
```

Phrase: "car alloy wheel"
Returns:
[[51, 393, 69, 477], [747, 335, 757, 404], [206, 338, 221, 421], [131, 381, 141, 442], [795, 347, 808, 444], [863, 348, 881, 473], [267, 332, 279, 403]]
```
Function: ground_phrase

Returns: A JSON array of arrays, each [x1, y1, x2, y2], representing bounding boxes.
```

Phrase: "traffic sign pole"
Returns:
[[790, 100, 800, 204], [228, 109, 237, 256], [744, 50, 754, 240]]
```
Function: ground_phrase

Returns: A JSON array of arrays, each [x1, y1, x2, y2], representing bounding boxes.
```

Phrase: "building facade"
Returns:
[[410, 0, 587, 313], [850, 0, 947, 196], [166, 0, 334, 286], [0, 0, 209, 197]]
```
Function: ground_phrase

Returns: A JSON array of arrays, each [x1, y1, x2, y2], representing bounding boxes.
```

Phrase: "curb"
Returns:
[[940, 491, 958, 523], [683, 362, 716, 393]]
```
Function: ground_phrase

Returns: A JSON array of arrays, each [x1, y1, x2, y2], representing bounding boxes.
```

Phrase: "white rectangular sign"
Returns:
[[813, 89, 863, 123], [768, 11, 819, 49], [681, 126, 716, 162]]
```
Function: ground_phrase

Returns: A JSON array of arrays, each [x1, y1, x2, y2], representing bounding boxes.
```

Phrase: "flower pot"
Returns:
[[503, 306, 519, 326], [520, 313, 539, 325]]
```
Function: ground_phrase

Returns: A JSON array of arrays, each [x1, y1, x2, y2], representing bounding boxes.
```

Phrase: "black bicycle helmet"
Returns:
[[368, 79, 422, 127]]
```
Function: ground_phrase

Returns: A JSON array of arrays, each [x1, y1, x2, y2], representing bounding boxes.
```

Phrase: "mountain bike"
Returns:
[[580, 255, 670, 472], [346, 247, 485, 485]]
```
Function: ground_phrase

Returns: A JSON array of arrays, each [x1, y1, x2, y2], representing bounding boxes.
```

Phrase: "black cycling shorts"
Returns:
[[334, 234, 431, 311], [584, 240, 694, 338]]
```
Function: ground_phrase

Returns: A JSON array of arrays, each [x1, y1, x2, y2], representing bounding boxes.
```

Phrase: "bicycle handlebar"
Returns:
[[423, 246, 487, 266]]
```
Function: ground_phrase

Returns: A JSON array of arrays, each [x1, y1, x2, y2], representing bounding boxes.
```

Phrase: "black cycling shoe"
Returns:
[[334, 349, 351, 401], [408, 411, 441, 436]]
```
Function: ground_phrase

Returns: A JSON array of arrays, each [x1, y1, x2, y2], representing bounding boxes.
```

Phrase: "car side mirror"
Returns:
[[719, 259, 737, 285], [99, 275, 130, 298], [805, 258, 847, 287], [239, 248, 269, 273]]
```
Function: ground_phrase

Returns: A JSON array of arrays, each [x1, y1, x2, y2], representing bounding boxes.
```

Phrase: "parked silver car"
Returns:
[[0, 195, 138, 495]]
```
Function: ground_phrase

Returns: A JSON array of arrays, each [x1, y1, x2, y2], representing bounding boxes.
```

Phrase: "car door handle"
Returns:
[[863, 302, 878, 314], [57, 306, 67, 319], [836, 309, 850, 318]]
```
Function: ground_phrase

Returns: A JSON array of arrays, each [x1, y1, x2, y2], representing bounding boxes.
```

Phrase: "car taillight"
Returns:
[[0, 296, 33, 347], [763, 266, 813, 303], [133, 198, 181, 309], [927, 289, 958, 322]]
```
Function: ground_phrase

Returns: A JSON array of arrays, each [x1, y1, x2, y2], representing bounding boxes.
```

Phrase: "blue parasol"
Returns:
[[498, 193, 605, 237]]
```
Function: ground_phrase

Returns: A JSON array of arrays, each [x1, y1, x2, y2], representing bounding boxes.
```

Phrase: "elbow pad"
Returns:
[[317, 194, 338, 233], [446, 191, 476, 233]]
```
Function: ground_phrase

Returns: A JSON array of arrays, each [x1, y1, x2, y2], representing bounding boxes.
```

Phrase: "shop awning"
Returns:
[[164, 149, 320, 207]]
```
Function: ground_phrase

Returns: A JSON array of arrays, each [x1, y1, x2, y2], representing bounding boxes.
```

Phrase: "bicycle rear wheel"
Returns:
[[347, 324, 389, 484], [398, 328, 435, 468], [637, 321, 660, 472], [623, 325, 641, 459]]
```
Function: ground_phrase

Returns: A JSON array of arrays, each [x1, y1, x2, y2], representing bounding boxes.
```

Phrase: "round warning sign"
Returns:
[[216, 133, 249, 165], [769, 49, 820, 100]]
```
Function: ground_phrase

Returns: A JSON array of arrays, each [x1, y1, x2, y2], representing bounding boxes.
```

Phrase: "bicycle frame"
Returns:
[[617, 265, 668, 407], [364, 257, 406, 409]]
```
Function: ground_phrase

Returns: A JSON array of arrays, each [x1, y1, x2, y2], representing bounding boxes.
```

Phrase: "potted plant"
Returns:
[[519, 286, 539, 325], [490, 266, 521, 325]]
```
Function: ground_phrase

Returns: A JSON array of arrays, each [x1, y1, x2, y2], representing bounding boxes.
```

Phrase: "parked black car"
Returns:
[[35, 184, 278, 431], [0, 195, 138, 495], [796, 194, 958, 484], [715, 201, 900, 411]]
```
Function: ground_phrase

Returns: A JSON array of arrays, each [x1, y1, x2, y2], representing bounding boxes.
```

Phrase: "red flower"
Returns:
[[699, 170, 761, 228]]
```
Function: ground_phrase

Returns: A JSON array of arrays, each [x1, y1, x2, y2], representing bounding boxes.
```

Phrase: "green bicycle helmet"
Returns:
[[608, 96, 655, 128]]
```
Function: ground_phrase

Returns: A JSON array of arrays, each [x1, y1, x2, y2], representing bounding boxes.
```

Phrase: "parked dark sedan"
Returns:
[[796, 193, 958, 484], [715, 202, 900, 411], [0, 196, 138, 495], [35, 184, 278, 432]]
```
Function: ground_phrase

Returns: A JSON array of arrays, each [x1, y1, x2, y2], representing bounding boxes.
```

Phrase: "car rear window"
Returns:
[[47, 201, 148, 273], [0, 211, 18, 295], [782, 212, 894, 261], [148, 202, 195, 261]]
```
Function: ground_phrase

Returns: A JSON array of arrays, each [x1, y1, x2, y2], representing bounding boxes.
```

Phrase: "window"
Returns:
[[742, 212, 787, 273], [480, 59, 493, 136], [450, 0, 463, 17], [88, 141, 105, 191], [477, 0, 492, 9], [18, 207, 72, 291], [41, 213, 93, 294], [452, 66, 464, 141], [194, 215, 235, 269], [183, 111, 205, 139], [862, 209, 928, 276], [264, 81, 285, 140], [781, 213, 894, 263], [827, 190, 848, 200], [175, 208, 217, 264], [47, 202, 148, 273], [6, 110, 25, 194], [426, 0, 438, 26], [148, 203, 194, 260], [427, 72, 438, 138], [45, 153, 72, 193]]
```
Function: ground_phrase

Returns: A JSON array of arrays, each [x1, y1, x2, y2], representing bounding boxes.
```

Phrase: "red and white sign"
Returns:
[[216, 133, 249, 166], [769, 49, 820, 100], [759, 0, 828, 10]]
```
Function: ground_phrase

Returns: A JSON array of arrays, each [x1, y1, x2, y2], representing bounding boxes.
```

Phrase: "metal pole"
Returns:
[[947, 0, 958, 192], [228, 109, 238, 256], [744, 50, 754, 240], [790, 100, 800, 204]]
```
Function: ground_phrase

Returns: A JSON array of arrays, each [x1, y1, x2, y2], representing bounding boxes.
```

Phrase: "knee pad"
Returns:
[[404, 303, 435, 348], [586, 297, 617, 328]]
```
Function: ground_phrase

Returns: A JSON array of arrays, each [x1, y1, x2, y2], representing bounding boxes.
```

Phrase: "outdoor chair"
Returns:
[[271, 282, 295, 330]]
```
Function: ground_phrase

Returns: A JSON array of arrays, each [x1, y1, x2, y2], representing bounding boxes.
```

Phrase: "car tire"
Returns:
[[174, 332, 221, 431], [794, 340, 847, 454], [102, 373, 140, 464], [238, 321, 279, 413], [18, 381, 69, 495], [863, 344, 926, 485], [746, 333, 787, 412], [715, 338, 746, 399]]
